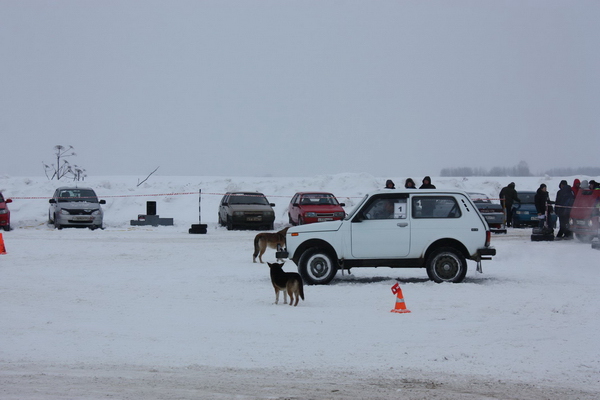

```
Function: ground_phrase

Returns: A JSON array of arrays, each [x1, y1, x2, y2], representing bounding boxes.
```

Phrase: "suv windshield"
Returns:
[[228, 194, 269, 205], [58, 189, 99, 203], [345, 195, 368, 220]]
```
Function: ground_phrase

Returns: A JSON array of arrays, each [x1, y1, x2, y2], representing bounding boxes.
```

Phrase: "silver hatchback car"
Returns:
[[49, 187, 106, 229]]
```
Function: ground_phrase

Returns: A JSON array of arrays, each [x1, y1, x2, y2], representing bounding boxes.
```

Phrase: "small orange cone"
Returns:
[[0, 233, 6, 255], [390, 283, 410, 313]]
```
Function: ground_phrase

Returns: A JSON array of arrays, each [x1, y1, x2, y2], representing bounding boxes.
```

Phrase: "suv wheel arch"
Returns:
[[425, 246, 467, 283], [293, 240, 339, 285]]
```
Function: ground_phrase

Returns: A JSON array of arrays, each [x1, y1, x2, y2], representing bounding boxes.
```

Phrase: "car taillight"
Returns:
[[485, 231, 491, 247]]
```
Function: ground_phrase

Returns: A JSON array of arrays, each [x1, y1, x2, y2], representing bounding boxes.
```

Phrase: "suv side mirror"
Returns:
[[99, 200, 106, 205], [5, 198, 12, 204], [270, 203, 276, 207], [339, 203, 346, 207], [49, 199, 56, 204]]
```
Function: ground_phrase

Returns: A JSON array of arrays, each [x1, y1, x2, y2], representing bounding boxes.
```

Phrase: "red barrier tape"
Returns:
[[9, 193, 598, 210]]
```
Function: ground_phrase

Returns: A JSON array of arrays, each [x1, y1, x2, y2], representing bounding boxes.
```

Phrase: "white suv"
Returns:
[[277, 189, 496, 284]]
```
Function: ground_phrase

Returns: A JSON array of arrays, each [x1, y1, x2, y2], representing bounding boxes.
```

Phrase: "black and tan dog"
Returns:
[[268, 262, 304, 306], [253, 226, 289, 263]]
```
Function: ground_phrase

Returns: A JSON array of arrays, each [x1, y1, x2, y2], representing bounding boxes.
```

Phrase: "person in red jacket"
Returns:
[[572, 178, 581, 197]]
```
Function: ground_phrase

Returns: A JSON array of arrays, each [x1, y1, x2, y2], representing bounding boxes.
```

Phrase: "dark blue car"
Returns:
[[512, 190, 557, 228]]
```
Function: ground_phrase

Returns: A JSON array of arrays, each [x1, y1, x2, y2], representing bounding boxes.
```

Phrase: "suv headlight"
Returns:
[[92, 210, 101, 216], [333, 212, 345, 218], [264, 211, 274, 217], [233, 211, 245, 216], [0, 209, 7, 215], [305, 212, 317, 217], [59, 209, 71, 215]]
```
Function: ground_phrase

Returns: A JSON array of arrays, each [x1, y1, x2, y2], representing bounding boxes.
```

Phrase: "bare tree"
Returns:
[[137, 166, 160, 187], [43, 145, 86, 181]]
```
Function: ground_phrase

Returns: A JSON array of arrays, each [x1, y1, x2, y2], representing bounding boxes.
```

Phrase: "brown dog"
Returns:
[[268, 262, 304, 306], [253, 226, 289, 263]]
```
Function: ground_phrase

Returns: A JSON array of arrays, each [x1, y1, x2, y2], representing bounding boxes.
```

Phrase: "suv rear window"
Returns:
[[412, 196, 462, 219], [228, 194, 269, 205]]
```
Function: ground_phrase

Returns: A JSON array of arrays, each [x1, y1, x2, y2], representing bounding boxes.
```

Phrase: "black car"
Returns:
[[218, 192, 275, 230], [468, 192, 506, 234]]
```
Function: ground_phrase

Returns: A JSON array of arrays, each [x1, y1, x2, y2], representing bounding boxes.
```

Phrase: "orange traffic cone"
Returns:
[[0, 233, 6, 255], [390, 283, 411, 313]]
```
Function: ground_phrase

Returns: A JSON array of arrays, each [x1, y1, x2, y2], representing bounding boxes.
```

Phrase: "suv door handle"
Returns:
[[397, 222, 408, 227]]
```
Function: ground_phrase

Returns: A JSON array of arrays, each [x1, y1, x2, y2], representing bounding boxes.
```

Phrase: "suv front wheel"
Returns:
[[298, 247, 338, 285], [426, 247, 467, 283]]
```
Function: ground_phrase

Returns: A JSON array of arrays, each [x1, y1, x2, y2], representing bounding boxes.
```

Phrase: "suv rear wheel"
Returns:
[[426, 247, 467, 283], [298, 247, 338, 285]]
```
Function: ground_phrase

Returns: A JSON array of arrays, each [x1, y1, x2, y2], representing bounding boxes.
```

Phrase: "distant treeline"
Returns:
[[440, 161, 600, 177]]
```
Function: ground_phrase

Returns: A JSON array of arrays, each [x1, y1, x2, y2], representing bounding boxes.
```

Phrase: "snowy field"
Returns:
[[1, 174, 599, 399]]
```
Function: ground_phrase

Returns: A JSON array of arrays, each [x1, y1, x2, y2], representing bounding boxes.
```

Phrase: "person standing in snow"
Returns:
[[404, 178, 416, 189], [572, 178, 581, 197], [384, 179, 395, 189], [419, 176, 436, 189], [555, 180, 575, 239], [499, 182, 520, 227], [534, 184, 552, 228]]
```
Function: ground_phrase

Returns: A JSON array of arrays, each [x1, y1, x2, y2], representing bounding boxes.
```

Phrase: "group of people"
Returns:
[[531, 181, 574, 238], [385, 176, 436, 190], [505, 178, 599, 239]]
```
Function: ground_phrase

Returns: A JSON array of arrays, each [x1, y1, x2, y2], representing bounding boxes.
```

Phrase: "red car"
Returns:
[[288, 192, 345, 225], [569, 188, 600, 241], [0, 191, 12, 231]]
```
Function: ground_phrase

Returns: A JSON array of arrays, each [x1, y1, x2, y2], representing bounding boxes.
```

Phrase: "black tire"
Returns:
[[3, 225, 9, 232], [288, 214, 295, 225], [426, 247, 467, 283], [512, 216, 520, 228], [298, 216, 304, 225], [298, 247, 338, 285], [218, 214, 223, 226], [226, 216, 233, 231]]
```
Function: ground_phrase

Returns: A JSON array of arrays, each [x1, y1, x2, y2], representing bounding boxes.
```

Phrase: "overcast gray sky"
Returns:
[[1, 1, 599, 178]]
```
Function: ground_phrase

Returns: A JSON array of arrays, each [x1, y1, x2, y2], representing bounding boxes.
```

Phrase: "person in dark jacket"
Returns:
[[419, 176, 436, 189], [384, 179, 395, 189], [404, 178, 416, 189], [555, 180, 574, 239], [534, 184, 551, 228], [499, 182, 520, 227]]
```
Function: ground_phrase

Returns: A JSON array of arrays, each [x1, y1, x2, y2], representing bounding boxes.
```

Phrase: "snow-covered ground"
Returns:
[[1, 174, 598, 399]]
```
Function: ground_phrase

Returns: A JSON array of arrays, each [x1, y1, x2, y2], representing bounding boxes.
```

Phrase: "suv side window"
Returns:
[[412, 196, 462, 218], [363, 196, 408, 220]]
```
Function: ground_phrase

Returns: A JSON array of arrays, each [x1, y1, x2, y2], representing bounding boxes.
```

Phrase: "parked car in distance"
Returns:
[[569, 187, 600, 242], [218, 192, 275, 230], [288, 192, 345, 225], [511, 191, 538, 228], [277, 189, 496, 285], [49, 187, 106, 230], [0, 191, 13, 231], [468, 192, 506, 234]]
